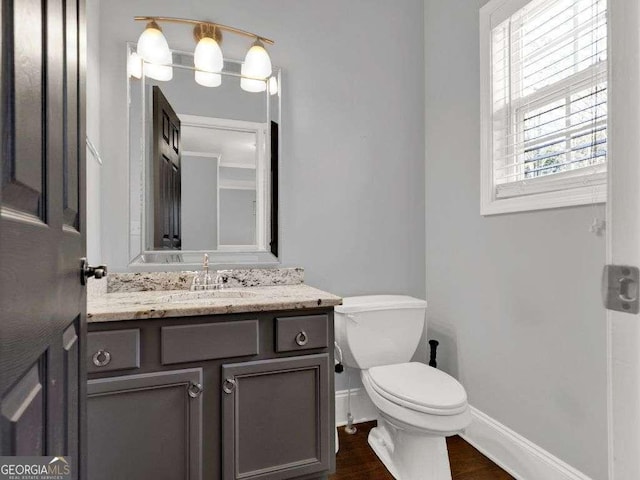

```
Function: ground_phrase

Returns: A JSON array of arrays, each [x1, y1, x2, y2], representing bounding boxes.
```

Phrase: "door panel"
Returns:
[[3, 0, 46, 218], [63, 0, 80, 231], [0, 363, 45, 456], [153, 86, 181, 249], [0, 0, 86, 476], [222, 354, 330, 480], [87, 369, 203, 480], [269, 121, 278, 256], [63, 323, 79, 466]]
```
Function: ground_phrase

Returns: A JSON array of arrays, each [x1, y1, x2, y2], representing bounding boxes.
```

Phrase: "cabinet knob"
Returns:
[[188, 382, 204, 398], [222, 378, 236, 394], [92, 349, 111, 367], [295, 331, 309, 346]]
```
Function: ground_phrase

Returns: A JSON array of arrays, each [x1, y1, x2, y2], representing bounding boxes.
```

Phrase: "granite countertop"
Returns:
[[87, 284, 343, 323]]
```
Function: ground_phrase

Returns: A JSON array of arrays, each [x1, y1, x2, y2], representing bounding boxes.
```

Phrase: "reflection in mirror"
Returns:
[[127, 44, 280, 266]]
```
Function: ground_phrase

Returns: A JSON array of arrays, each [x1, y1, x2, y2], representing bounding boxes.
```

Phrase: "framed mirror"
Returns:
[[127, 43, 281, 267]]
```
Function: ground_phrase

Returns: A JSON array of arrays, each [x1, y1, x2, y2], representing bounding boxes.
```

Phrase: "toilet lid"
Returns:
[[368, 363, 468, 415], [335, 295, 427, 314]]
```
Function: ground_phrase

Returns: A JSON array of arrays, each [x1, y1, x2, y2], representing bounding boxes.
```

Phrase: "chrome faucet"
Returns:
[[191, 254, 228, 291]]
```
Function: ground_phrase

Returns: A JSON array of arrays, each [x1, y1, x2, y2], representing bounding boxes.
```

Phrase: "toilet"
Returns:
[[334, 295, 471, 480]]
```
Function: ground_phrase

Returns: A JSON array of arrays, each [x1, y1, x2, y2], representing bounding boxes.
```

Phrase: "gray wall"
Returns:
[[424, 1, 607, 479], [90, 0, 426, 390], [219, 189, 256, 246], [181, 156, 218, 250], [91, 1, 425, 291]]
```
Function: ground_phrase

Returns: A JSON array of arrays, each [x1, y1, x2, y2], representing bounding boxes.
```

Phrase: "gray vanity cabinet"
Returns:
[[87, 368, 203, 480], [86, 308, 335, 480], [222, 354, 330, 480]]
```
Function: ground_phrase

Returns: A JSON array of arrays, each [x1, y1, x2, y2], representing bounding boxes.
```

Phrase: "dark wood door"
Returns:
[[0, 0, 86, 477], [222, 354, 331, 480], [87, 369, 203, 480], [269, 121, 278, 257], [153, 86, 181, 250]]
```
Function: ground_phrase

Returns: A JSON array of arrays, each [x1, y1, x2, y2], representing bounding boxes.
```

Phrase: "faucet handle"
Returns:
[[213, 270, 230, 289]]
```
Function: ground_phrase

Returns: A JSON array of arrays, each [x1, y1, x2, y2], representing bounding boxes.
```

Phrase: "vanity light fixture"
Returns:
[[243, 39, 272, 79], [134, 16, 274, 91], [195, 70, 222, 88], [144, 50, 173, 82], [268, 76, 279, 96], [127, 51, 143, 79], [136, 20, 173, 81], [136, 20, 171, 64], [193, 23, 223, 87], [240, 63, 267, 93]]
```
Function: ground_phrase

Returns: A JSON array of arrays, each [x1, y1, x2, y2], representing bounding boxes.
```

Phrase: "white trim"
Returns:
[[216, 244, 260, 252], [219, 182, 257, 191], [219, 162, 256, 170], [86, 136, 103, 165], [462, 406, 593, 480], [179, 114, 266, 252], [483, 0, 533, 29], [334, 388, 377, 427], [181, 151, 220, 159], [606, 0, 640, 478], [178, 114, 265, 132], [483, 183, 606, 215], [333, 392, 593, 480], [496, 170, 606, 199]]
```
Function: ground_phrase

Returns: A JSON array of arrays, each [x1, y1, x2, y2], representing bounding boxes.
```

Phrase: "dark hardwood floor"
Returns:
[[330, 421, 514, 480]]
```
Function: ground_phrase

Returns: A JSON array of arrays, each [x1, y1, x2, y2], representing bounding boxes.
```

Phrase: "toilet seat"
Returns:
[[367, 363, 468, 415]]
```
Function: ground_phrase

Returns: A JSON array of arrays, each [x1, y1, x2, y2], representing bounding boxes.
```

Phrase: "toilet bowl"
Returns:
[[334, 296, 471, 480]]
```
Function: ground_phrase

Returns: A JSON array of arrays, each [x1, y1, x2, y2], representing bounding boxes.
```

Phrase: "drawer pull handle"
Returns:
[[295, 331, 309, 346], [223, 378, 236, 394], [92, 349, 111, 367], [188, 382, 204, 398]]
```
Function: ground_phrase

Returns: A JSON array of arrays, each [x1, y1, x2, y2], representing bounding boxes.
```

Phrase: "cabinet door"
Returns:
[[87, 368, 203, 480], [222, 354, 330, 480]]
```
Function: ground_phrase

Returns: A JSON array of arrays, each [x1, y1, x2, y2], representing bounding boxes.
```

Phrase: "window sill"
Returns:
[[481, 180, 606, 216]]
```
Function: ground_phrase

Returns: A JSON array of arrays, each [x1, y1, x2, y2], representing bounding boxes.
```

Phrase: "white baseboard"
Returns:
[[462, 406, 592, 480], [334, 393, 590, 480], [335, 388, 377, 427]]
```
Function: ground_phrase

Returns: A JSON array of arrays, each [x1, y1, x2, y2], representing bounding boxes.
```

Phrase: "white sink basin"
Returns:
[[155, 290, 258, 304]]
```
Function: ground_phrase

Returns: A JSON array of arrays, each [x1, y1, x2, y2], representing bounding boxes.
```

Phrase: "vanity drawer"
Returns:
[[87, 329, 140, 373], [275, 315, 329, 352], [161, 320, 259, 365]]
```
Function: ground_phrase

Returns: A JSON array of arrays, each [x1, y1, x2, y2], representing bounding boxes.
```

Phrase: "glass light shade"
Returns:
[[194, 37, 224, 73], [136, 22, 171, 64], [144, 50, 173, 81], [195, 70, 222, 87], [268, 76, 278, 96], [240, 63, 267, 93], [128, 51, 143, 79], [243, 40, 272, 79], [145, 62, 173, 81]]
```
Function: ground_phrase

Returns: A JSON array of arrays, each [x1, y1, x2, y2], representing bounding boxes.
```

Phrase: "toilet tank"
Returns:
[[334, 295, 428, 370]]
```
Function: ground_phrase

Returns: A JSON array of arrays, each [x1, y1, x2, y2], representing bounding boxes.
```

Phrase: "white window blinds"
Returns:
[[489, 0, 607, 200]]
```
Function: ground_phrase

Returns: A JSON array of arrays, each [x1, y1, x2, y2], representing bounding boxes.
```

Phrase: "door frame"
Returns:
[[606, 0, 640, 478], [178, 114, 267, 252]]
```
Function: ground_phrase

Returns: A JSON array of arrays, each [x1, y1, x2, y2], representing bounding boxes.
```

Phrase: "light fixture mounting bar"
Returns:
[[134, 16, 275, 45]]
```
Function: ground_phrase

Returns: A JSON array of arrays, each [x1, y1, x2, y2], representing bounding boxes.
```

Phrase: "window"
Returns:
[[480, 0, 607, 215]]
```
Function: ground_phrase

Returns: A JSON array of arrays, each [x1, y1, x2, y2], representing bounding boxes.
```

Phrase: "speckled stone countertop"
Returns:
[[104, 268, 305, 293], [87, 284, 342, 323]]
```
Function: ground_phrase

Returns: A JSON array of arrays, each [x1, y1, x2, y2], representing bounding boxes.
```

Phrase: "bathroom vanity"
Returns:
[[86, 271, 340, 480]]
